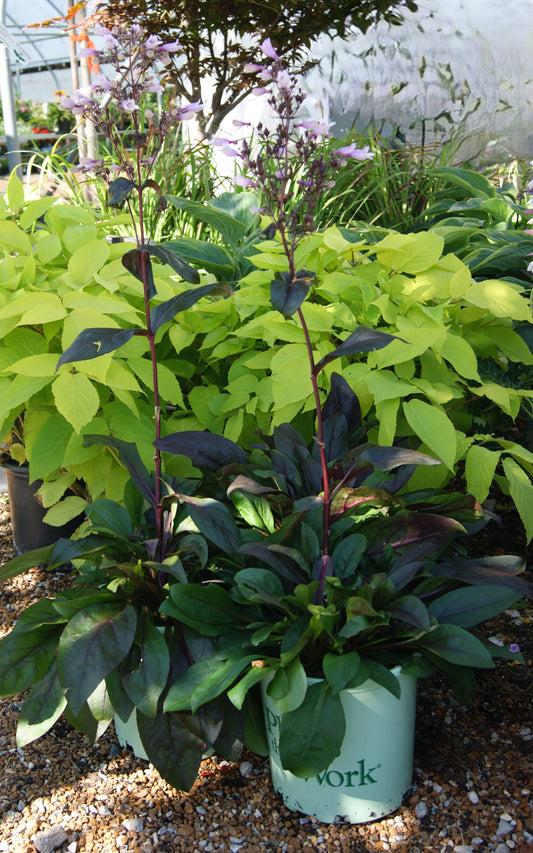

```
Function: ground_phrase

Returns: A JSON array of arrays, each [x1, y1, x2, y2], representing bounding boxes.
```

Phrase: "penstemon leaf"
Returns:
[[271, 269, 314, 317], [56, 327, 138, 370]]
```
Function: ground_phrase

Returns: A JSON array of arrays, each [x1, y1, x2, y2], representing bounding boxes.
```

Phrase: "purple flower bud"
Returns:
[[509, 643, 520, 653], [261, 38, 280, 62], [232, 119, 251, 128], [79, 47, 100, 58]]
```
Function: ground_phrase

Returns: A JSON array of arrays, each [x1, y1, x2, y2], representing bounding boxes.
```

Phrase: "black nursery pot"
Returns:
[[3, 465, 82, 556]]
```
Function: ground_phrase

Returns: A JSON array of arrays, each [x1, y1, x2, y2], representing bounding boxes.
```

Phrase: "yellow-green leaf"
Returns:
[[68, 239, 111, 286], [37, 473, 78, 508], [374, 231, 444, 274], [376, 397, 399, 446], [7, 172, 25, 213], [52, 373, 100, 433], [19, 197, 57, 230], [0, 220, 32, 254], [465, 445, 501, 503], [43, 497, 87, 526], [441, 332, 480, 380], [4, 353, 58, 377], [502, 457, 533, 543], [366, 369, 413, 404], [466, 281, 532, 321], [403, 398, 456, 470]]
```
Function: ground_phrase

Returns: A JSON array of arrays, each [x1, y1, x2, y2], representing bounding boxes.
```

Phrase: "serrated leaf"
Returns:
[[465, 444, 501, 503], [403, 398, 457, 470], [82, 435, 156, 506], [68, 239, 110, 286], [52, 372, 100, 433], [502, 457, 533, 544], [42, 497, 86, 527], [7, 172, 25, 212]]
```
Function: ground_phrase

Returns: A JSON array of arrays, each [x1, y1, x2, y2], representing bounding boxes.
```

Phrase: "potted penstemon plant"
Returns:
[[151, 42, 532, 823], [0, 22, 260, 792]]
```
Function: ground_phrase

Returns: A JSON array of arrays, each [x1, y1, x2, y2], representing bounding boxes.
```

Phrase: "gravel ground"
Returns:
[[1, 492, 532, 853]]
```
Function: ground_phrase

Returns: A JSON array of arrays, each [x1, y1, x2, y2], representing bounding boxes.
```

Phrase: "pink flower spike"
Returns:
[[261, 38, 280, 62]]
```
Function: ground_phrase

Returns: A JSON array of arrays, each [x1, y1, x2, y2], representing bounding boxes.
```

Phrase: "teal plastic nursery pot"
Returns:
[[261, 669, 417, 824]]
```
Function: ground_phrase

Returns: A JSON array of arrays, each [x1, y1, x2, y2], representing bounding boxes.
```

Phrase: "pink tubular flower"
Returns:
[[79, 47, 100, 58], [160, 40, 181, 53], [261, 38, 280, 62], [143, 35, 161, 50], [94, 73, 113, 91], [333, 143, 375, 161], [175, 100, 204, 120], [234, 175, 258, 188], [252, 87, 269, 97], [244, 63, 265, 73], [119, 99, 139, 113], [276, 69, 291, 90]]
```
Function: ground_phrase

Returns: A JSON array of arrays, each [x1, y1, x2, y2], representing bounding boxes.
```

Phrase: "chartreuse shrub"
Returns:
[[0, 177, 222, 524], [165, 225, 533, 540]]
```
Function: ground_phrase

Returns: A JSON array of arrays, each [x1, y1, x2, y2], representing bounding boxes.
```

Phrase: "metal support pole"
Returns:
[[0, 0, 21, 177]]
